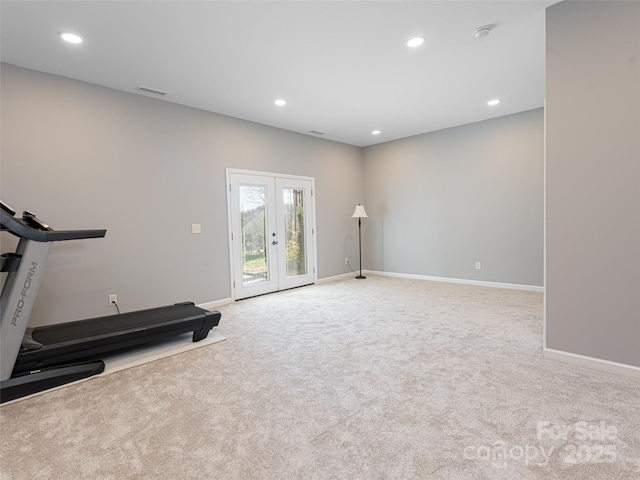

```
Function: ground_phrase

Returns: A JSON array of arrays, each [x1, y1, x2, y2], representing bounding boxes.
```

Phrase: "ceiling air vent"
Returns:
[[308, 130, 325, 136], [135, 86, 168, 97]]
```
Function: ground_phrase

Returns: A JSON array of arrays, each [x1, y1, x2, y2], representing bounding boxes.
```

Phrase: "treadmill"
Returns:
[[0, 200, 221, 403]]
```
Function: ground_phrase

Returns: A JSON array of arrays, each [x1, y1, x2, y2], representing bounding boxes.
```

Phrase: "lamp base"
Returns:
[[355, 275, 366, 279]]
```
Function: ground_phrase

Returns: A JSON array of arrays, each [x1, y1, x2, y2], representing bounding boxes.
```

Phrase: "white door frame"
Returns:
[[225, 168, 318, 301]]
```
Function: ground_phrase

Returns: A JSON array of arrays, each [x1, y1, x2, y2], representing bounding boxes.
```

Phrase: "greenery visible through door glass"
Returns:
[[284, 188, 306, 277], [240, 185, 268, 285]]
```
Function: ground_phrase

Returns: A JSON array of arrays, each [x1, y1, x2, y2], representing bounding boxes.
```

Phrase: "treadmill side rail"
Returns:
[[0, 360, 105, 404]]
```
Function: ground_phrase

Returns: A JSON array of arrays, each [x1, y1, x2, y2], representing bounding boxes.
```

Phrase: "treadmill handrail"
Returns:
[[0, 208, 106, 242]]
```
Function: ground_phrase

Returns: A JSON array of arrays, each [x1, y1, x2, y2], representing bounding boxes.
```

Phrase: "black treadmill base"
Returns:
[[13, 304, 221, 374], [0, 360, 105, 404]]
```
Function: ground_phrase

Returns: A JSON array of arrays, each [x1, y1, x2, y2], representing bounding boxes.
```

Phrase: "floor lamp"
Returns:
[[352, 204, 368, 279]]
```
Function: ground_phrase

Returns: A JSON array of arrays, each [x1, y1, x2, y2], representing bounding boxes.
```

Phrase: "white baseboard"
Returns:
[[365, 270, 544, 292], [544, 348, 640, 379], [315, 272, 356, 284], [197, 298, 232, 310]]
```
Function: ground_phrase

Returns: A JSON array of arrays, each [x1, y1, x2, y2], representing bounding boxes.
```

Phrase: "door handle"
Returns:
[[272, 240, 278, 245]]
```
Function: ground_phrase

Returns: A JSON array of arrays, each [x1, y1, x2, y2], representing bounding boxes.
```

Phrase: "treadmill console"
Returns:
[[22, 211, 52, 231]]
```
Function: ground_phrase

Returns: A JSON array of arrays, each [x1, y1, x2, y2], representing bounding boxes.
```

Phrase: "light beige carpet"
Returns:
[[1, 275, 639, 479]]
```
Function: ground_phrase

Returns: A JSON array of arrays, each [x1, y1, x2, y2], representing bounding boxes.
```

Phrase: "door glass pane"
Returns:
[[283, 187, 307, 277], [240, 185, 268, 285]]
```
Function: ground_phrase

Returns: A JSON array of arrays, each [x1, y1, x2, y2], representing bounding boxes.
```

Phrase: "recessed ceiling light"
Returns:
[[372, 130, 381, 135], [275, 99, 287, 106], [487, 99, 501, 106], [407, 37, 425, 48], [59, 32, 83, 44]]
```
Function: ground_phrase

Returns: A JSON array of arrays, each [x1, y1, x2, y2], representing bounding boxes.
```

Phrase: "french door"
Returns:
[[227, 170, 316, 300]]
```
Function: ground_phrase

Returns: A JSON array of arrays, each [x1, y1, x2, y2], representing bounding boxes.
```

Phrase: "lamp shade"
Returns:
[[352, 204, 368, 218]]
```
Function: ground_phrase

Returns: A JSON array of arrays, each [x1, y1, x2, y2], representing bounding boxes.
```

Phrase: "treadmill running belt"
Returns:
[[32, 303, 207, 345]]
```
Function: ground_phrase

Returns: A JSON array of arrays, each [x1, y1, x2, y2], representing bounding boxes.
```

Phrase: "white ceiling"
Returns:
[[0, 1, 558, 147]]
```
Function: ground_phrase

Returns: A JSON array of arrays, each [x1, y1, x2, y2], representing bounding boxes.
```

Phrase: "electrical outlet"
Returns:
[[475, 262, 481, 270], [345, 257, 349, 264], [192, 224, 201, 234], [109, 294, 118, 305]]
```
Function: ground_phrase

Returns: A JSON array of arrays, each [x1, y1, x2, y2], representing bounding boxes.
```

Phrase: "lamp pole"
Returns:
[[352, 204, 367, 280], [356, 216, 365, 279]]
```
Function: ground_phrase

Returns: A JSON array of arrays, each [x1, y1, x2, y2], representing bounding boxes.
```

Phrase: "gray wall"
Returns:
[[546, 1, 640, 367], [1, 64, 363, 327], [362, 109, 544, 286]]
